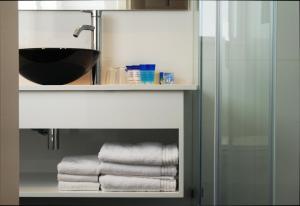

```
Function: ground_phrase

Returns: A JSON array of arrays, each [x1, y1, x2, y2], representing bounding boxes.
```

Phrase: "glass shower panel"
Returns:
[[275, 1, 300, 205], [218, 1, 274, 205]]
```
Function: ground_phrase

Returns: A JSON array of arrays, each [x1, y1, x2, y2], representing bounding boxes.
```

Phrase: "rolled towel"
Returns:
[[98, 142, 178, 166], [99, 162, 177, 177], [99, 175, 176, 192], [58, 181, 100, 191], [57, 174, 99, 183], [57, 155, 100, 176]]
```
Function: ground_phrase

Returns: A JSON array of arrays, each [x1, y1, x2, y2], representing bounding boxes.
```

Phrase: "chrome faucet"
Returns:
[[73, 25, 95, 50], [73, 10, 102, 85], [73, 25, 95, 38]]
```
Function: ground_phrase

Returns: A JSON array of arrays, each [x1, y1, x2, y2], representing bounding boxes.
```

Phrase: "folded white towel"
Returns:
[[144, 176, 176, 180], [57, 174, 99, 183], [58, 181, 100, 191], [57, 155, 100, 176], [99, 175, 177, 192], [99, 162, 177, 177], [98, 143, 178, 166]]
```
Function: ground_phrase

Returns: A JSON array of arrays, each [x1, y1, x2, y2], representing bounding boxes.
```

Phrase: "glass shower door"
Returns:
[[217, 2, 274, 205], [216, 1, 275, 205], [200, 1, 300, 205], [199, 1, 276, 205]]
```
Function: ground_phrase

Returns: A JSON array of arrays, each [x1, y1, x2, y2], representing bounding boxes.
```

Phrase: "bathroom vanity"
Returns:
[[19, 84, 197, 198], [18, 0, 199, 201]]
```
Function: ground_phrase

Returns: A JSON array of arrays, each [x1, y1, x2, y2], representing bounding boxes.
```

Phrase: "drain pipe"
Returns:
[[33, 129, 59, 151], [48, 129, 59, 151]]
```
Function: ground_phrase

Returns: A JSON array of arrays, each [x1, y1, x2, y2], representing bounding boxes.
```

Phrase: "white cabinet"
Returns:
[[19, 87, 185, 129], [19, 86, 190, 198]]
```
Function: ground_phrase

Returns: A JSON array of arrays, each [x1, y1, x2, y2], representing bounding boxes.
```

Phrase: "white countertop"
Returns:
[[19, 84, 198, 91]]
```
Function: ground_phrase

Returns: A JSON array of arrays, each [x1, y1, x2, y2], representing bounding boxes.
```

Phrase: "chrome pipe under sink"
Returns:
[[33, 129, 60, 151], [48, 129, 59, 151]]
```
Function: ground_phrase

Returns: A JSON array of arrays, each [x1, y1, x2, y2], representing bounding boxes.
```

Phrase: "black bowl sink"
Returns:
[[19, 48, 99, 85]]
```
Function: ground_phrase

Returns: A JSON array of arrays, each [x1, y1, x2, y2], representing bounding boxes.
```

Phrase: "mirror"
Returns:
[[18, 0, 189, 11]]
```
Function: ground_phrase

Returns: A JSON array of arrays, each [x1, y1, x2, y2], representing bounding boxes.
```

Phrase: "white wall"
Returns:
[[19, 10, 195, 85]]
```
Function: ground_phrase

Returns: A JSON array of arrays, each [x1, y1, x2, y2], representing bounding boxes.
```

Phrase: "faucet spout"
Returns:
[[73, 25, 95, 38]]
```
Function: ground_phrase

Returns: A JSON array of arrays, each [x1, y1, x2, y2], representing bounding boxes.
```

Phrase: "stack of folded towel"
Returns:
[[57, 155, 101, 191], [98, 142, 178, 192]]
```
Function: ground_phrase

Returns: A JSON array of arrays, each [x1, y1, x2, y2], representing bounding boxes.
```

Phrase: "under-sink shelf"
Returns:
[[19, 88, 185, 199], [20, 173, 181, 198], [19, 84, 197, 91], [20, 129, 184, 198]]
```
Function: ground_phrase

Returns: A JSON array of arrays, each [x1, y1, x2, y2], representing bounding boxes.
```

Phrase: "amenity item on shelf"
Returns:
[[57, 174, 99, 183], [125, 64, 176, 85], [99, 175, 176, 192], [126, 65, 141, 84], [105, 67, 118, 84], [99, 162, 177, 177], [57, 155, 101, 176], [98, 142, 179, 166], [140, 64, 155, 84], [58, 181, 100, 191], [105, 66, 127, 84], [159, 72, 175, 84], [154, 71, 160, 84], [118, 66, 127, 84]]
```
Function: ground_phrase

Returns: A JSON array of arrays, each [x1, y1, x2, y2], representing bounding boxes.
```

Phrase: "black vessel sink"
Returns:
[[19, 48, 99, 85]]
